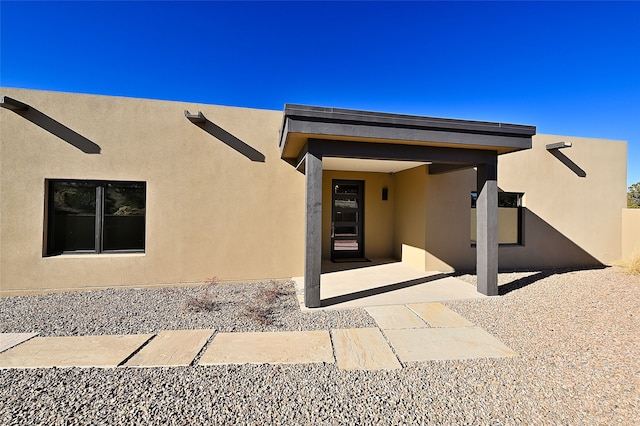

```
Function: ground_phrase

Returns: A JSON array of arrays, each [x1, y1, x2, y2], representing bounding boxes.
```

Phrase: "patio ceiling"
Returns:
[[322, 157, 429, 173]]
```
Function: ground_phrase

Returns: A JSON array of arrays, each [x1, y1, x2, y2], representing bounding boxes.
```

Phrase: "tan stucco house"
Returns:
[[0, 88, 631, 306]]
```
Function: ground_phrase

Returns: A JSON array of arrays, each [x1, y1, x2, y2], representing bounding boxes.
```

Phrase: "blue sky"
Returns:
[[2, 1, 639, 186]]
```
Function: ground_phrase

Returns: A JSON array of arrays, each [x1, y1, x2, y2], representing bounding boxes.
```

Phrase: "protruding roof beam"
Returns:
[[184, 110, 205, 123], [0, 96, 29, 111], [546, 141, 572, 150]]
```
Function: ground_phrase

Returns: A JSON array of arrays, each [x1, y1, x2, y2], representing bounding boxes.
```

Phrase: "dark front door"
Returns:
[[331, 180, 364, 260]]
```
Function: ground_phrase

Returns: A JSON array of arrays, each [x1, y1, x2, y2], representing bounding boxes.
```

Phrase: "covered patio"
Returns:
[[293, 259, 486, 310], [279, 104, 536, 308]]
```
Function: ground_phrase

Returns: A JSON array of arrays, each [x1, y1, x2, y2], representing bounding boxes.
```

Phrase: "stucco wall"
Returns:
[[391, 166, 428, 269], [621, 209, 640, 258], [471, 208, 520, 244], [391, 134, 626, 272], [1, 88, 305, 294], [497, 134, 626, 268], [1, 88, 628, 294]]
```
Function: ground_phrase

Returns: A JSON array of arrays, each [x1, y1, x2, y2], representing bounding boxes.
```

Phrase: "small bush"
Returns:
[[615, 253, 640, 276], [244, 281, 289, 325], [184, 276, 219, 311], [626, 253, 640, 275], [245, 306, 274, 325]]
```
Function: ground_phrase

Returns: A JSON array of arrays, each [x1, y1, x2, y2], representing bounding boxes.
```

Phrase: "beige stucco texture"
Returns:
[[389, 134, 626, 271], [621, 209, 640, 258], [1, 88, 305, 294], [1, 88, 628, 294], [498, 134, 626, 268]]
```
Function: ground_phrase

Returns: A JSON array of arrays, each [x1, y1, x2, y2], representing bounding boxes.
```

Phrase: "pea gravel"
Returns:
[[0, 280, 376, 335], [1, 268, 639, 424]]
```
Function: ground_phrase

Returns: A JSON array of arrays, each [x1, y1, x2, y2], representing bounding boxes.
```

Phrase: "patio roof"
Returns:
[[277, 104, 537, 308], [279, 104, 536, 170]]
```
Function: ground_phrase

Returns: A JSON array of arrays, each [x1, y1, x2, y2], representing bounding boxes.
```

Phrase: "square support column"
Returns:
[[476, 159, 498, 296], [304, 151, 323, 307]]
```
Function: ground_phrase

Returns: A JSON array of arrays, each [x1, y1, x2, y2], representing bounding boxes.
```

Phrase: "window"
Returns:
[[470, 191, 523, 245], [47, 180, 146, 255]]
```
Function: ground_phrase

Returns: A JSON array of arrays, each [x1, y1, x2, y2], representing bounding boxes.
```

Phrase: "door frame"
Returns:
[[330, 179, 365, 260]]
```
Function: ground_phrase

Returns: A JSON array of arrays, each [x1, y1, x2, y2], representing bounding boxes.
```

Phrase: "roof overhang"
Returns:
[[279, 104, 536, 170]]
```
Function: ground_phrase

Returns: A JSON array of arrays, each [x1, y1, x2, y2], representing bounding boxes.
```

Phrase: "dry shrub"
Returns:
[[246, 306, 274, 325], [627, 253, 640, 275], [185, 276, 219, 311], [615, 253, 640, 276], [245, 281, 289, 325]]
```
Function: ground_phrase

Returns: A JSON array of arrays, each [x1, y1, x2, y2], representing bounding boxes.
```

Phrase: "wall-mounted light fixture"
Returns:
[[0, 96, 29, 111], [184, 110, 205, 123], [546, 141, 572, 150]]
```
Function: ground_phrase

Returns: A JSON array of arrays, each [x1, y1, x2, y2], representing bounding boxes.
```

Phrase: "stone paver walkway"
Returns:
[[199, 331, 334, 365], [0, 303, 517, 371], [125, 329, 214, 368], [0, 333, 38, 353], [0, 334, 154, 368], [331, 328, 401, 370]]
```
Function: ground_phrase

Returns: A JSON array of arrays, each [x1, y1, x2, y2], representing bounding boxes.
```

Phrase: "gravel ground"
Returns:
[[1, 268, 639, 424], [0, 280, 376, 335]]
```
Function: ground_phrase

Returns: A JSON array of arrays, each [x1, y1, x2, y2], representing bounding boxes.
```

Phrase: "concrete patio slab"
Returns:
[[384, 327, 518, 362], [407, 302, 475, 327], [0, 333, 39, 353], [198, 331, 333, 365], [294, 261, 486, 310], [365, 305, 428, 330], [331, 328, 401, 371], [0, 334, 154, 369], [124, 329, 213, 367]]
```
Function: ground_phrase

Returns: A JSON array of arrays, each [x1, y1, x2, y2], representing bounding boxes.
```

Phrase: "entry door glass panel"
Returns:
[[331, 180, 364, 259]]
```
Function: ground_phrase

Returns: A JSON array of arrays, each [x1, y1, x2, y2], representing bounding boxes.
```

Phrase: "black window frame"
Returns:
[[471, 191, 524, 246], [46, 179, 146, 255]]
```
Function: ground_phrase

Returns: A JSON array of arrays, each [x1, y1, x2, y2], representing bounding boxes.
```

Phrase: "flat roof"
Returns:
[[279, 104, 536, 163]]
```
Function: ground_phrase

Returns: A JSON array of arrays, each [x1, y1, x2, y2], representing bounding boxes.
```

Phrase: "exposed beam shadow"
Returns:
[[549, 149, 586, 177], [186, 111, 265, 162], [497, 265, 606, 295], [2, 99, 100, 154], [320, 273, 451, 307], [452, 265, 607, 296]]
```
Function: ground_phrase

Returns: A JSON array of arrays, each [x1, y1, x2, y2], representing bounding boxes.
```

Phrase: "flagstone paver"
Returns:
[[0, 302, 519, 370], [331, 328, 401, 370], [198, 331, 333, 365], [0, 334, 154, 369], [408, 302, 475, 327], [124, 329, 213, 367], [365, 305, 428, 330], [0, 333, 39, 353], [384, 327, 518, 362]]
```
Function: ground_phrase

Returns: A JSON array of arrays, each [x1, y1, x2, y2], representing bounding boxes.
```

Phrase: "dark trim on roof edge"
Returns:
[[283, 104, 536, 138]]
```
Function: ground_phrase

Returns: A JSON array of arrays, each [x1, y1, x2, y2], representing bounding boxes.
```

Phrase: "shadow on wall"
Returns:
[[187, 112, 265, 162], [3, 100, 101, 154], [427, 207, 603, 288], [501, 207, 603, 268], [548, 149, 586, 177]]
